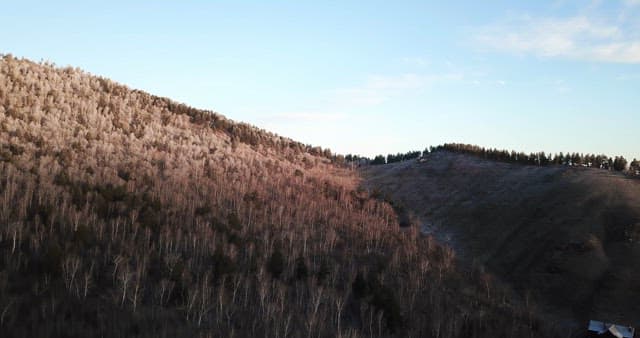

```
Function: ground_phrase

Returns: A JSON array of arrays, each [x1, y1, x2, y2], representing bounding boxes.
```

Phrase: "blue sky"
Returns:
[[2, 1, 639, 160]]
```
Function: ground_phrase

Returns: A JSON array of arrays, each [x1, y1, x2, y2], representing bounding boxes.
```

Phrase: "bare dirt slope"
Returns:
[[362, 151, 640, 327]]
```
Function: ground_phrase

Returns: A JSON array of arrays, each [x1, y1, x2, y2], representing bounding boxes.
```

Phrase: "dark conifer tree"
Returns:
[[371, 155, 386, 165], [613, 156, 628, 171]]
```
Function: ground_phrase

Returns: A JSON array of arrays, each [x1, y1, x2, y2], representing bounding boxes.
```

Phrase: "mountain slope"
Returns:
[[363, 151, 640, 327], [0, 55, 567, 337]]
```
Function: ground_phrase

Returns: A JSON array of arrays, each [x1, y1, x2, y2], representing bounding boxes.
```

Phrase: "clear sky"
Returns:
[[2, 1, 638, 160]]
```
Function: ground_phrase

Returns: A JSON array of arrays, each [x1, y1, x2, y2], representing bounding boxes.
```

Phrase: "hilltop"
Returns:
[[363, 151, 640, 328]]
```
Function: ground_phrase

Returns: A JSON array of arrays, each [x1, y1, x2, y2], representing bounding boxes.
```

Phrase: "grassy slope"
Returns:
[[363, 151, 640, 328]]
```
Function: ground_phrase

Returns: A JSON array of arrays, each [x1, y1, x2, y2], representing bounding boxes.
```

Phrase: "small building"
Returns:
[[587, 320, 635, 338]]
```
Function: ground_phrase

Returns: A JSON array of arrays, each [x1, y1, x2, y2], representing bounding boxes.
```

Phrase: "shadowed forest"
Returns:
[[0, 54, 619, 337]]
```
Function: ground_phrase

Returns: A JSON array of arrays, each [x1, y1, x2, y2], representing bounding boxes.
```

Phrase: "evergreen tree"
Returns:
[[613, 156, 628, 171], [294, 256, 308, 280], [630, 159, 639, 174], [352, 272, 369, 299], [371, 155, 386, 165], [555, 153, 564, 165], [267, 247, 285, 278]]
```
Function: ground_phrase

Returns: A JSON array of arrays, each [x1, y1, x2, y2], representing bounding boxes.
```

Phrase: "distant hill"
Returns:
[[0, 55, 569, 337], [363, 150, 640, 328]]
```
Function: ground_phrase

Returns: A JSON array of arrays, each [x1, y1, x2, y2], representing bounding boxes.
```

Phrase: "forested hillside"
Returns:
[[366, 143, 638, 174], [0, 55, 569, 337]]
